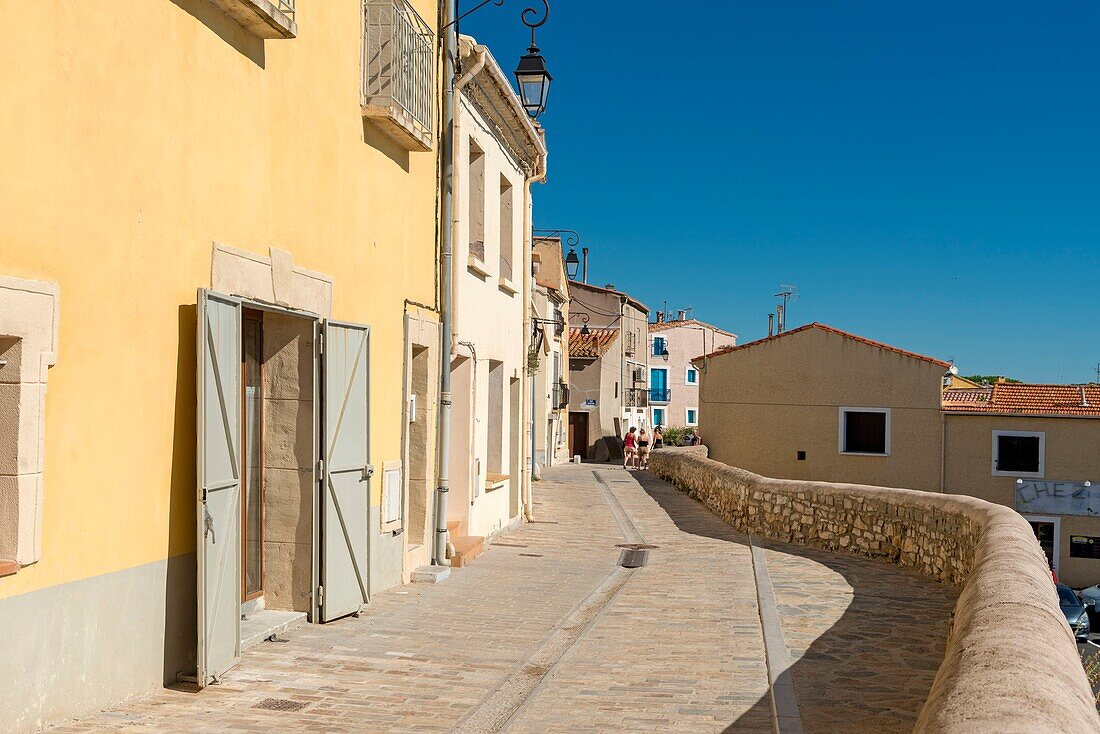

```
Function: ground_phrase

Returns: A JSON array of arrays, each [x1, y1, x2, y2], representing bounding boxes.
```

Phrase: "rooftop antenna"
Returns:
[[775, 284, 798, 333], [1095, 362, 1099, 384]]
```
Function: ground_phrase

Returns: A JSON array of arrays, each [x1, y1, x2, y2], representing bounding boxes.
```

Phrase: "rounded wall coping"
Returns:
[[649, 446, 1100, 734]]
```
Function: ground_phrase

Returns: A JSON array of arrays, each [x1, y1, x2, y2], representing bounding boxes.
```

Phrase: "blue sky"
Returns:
[[463, 1, 1100, 383]]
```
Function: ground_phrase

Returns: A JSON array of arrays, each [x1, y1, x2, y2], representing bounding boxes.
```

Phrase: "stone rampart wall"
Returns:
[[649, 446, 1100, 733]]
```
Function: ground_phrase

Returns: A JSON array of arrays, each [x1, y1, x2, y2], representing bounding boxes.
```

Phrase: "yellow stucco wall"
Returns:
[[697, 327, 946, 492], [944, 414, 1100, 587], [0, 0, 439, 598]]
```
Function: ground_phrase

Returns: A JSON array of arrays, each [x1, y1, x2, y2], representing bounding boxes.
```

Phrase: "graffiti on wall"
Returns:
[[1015, 480, 1099, 517]]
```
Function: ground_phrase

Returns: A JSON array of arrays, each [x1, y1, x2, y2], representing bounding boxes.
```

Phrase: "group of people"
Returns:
[[622, 425, 700, 470]]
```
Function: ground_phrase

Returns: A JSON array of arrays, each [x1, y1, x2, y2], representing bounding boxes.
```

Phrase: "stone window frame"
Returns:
[[0, 275, 60, 575], [685, 366, 699, 385], [992, 429, 1045, 478], [685, 407, 698, 427], [837, 406, 892, 457]]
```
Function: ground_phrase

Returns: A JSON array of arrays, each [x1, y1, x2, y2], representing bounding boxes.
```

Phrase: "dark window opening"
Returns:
[[843, 411, 886, 454], [797, 450, 806, 461], [997, 434, 1040, 473]]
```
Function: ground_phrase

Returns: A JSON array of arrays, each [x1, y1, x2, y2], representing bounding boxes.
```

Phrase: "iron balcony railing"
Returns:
[[363, 0, 435, 137], [648, 388, 671, 403], [274, 0, 295, 21], [625, 388, 648, 408], [553, 382, 569, 410]]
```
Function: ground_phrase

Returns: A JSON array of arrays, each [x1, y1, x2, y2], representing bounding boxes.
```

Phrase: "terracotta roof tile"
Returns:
[[569, 327, 618, 358], [648, 319, 737, 338], [695, 323, 951, 368], [944, 383, 1100, 417]]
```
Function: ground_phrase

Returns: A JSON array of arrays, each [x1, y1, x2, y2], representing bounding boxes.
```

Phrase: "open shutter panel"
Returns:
[[196, 289, 242, 686], [320, 320, 371, 621]]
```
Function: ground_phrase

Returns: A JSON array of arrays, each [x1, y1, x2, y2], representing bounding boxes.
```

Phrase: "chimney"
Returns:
[[677, 309, 687, 321], [768, 313, 775, 337], [655, 311, 664, 323], [776, 304, 785, 333], [1081, 385, 1089, 408]]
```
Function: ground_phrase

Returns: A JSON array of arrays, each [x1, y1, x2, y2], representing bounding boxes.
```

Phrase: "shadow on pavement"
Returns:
[[632, 471, 958, 734]]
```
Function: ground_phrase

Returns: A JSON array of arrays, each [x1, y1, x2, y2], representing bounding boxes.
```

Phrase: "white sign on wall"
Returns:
[[1015, 480, 1100, 517]]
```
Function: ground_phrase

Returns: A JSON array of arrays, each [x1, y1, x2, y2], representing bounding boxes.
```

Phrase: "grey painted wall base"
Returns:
[[369, 503, 403, 596], [0, 553, 196, 733]]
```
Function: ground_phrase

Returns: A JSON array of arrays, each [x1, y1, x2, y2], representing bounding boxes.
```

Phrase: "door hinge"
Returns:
[[317, 458, 324, 477], [317, 585, 324, 606]]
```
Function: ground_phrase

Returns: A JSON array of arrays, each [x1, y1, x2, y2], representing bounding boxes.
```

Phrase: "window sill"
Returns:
[[840, 451, 890, 457], [0, 560, 18, 578], [497, 277, 519, 296], [993, 470, 1044, 479], [485, 473, 509, 491], [208, 0, 297, 39], [467, 256, 492, 279]]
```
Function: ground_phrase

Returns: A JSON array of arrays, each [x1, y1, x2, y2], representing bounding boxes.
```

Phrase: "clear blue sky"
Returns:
[[463, 1, 1100, 383]]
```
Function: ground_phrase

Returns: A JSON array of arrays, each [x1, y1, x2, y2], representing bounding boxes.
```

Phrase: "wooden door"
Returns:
[[568, 412, 588, 460]]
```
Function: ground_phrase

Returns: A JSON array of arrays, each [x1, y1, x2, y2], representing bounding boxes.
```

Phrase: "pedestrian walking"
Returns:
[[623, 427, 638, 469], [637, 428, 651, 469], [653, 425, 664, 449]]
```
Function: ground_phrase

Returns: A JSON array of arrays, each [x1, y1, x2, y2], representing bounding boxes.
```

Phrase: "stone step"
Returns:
[[451, 535, 484, 568], [410, 565, 451, 584]]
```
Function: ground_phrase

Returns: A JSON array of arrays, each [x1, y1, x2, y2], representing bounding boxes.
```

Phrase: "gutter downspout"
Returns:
[[433, 29, 487, 567], [522, 150, 548, 521]]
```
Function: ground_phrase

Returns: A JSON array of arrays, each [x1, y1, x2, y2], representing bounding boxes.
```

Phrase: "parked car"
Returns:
[[1058, 583, 1091, 642], [1079, 584, 1100, 627]]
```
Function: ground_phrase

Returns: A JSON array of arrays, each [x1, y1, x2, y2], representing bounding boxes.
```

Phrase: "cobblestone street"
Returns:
[[50, 464, 957, 734]]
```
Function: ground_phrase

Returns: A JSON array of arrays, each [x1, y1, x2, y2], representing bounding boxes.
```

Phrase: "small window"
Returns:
[[652, 407, 665, 426], [686, 408, 698, 426], [685, 367, 698, 385], [993, 430, 1044, 477], [652, 336, 667, 357], [839, 408, 890, 455]]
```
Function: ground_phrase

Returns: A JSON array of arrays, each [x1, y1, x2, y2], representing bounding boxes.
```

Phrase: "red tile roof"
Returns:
[[569, 327, 619, 358], [695, 322, 951, 368], [648, 319, 737, 339], [944, 383, 1100, 417]]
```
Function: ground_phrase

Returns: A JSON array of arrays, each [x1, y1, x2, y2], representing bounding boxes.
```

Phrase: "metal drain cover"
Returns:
[[615, 543, 658, 550], [254, 698, 309, 712], [616, 543, 656, 568]]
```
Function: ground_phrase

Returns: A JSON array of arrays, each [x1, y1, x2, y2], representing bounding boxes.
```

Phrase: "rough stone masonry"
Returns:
[[648, 446, 1100, 734]]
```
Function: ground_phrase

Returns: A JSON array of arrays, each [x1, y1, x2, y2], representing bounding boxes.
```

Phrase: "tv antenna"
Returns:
[[775, 284, 799, 333]]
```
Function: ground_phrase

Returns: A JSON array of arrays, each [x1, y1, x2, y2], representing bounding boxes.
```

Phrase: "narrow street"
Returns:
[[51, 464, 957, 734]]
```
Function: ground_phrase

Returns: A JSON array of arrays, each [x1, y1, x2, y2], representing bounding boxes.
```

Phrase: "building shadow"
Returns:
[[162, 304, 198, 685], [632, 471, 958, 734], [362, 121, 412, 173], [167, 0, 266, 68]]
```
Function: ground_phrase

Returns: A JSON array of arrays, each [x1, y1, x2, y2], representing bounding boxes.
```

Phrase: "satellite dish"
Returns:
[[949, 364, 959, 376]]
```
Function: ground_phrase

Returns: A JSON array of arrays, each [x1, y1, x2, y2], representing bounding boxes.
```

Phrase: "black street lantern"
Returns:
[[514, 1, 552, 119], [514, 46, 552, 119], [564, 246, 580, 279]]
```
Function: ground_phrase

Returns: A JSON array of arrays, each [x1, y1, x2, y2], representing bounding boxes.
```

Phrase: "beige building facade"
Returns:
[[567, 281, 649, 462], [447, 37, 546, 560], [698, 324, 1100, 588], [530, 239, 571, 469], [648, 317, 735, 432], [943, 384, 1100, 587]]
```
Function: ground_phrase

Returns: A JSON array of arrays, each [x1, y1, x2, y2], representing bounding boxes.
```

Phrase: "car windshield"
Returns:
[[1058, 586, 1081, 607]]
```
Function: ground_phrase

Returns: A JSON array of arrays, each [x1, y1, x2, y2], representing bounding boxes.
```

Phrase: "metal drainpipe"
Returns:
[[522, 152, 547, 521], [433, 24, 488, 566]]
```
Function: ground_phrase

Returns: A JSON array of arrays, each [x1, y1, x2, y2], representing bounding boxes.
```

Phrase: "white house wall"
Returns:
[[454, 96, 527, 540]]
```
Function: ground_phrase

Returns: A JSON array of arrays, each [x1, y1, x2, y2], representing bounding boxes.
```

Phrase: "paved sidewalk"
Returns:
[[49, 464, 956, 734]]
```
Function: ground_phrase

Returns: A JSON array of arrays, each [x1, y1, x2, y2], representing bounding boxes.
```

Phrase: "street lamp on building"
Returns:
[[564, 247, 580, 279], [514, 1, 552, 119]]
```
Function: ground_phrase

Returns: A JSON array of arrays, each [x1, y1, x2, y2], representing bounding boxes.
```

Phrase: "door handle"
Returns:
[[362, 464, 375, 482]]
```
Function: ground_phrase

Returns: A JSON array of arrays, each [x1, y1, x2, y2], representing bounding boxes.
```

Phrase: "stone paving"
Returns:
[[48, 464, 958, 734]]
